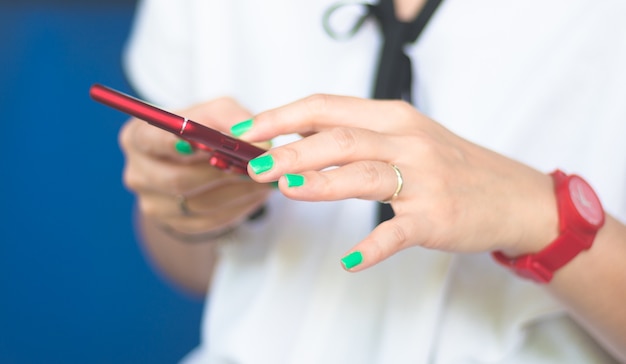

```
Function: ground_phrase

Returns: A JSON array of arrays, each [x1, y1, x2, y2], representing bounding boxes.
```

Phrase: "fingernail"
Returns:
[[341, 251, 363, 270], [270, 181, 279, 189], [175, 139, 194, 155], [284, 174, 304, 188], [230, 119, 253, 137], [249, 154, 274, 174]]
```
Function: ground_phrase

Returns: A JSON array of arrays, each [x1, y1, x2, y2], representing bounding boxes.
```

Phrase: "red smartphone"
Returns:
[[90, 84, 264, 175]]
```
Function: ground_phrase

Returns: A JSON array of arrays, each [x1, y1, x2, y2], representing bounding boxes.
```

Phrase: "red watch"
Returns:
[[492, 170, 605, 283]]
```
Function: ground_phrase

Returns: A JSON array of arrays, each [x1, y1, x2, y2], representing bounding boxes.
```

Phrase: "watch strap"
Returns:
[[492, 170, 604, 283]]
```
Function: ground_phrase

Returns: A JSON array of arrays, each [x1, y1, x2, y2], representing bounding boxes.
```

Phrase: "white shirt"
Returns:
[[124, 0, 626, 362]]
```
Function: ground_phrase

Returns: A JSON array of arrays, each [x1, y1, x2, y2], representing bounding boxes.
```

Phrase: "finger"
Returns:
[[146, 189, 270, 234], [237, 94, 415, 142], [183, 96, 253, 132], [139, 183, 270, 219], [121, 97, 255, 161], [123, 148, 238, 196], [246, 127, 399, 182], [186, 180, 271, 214], [339, 215, 421, 272], [156, 200, 266, 235], [120, 118, 208, 162], [276, 161, 402, 202], [181, 99, 273, 157]]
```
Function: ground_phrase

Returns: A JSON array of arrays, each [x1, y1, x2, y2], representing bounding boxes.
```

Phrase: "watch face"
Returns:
[[569, 176, 604, 226]]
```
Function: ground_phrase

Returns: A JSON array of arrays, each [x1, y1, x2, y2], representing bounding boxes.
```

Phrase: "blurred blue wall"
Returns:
[[0, 3, 204, 363]]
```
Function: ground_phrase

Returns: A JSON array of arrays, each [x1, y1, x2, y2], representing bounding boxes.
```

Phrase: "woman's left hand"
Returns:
[[235, 94, 558, 271]]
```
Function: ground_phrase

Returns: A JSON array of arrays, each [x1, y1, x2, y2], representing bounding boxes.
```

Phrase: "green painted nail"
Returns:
[[270, 181, 279, 189], [341, 251, 363, 270], [230, 119, 253, 137], [175, 139, 194, 155], [284, 174, 304, 188], [249, 154, 274, 174]]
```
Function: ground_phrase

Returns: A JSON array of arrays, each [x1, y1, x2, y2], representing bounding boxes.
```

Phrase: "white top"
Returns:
[[124, 0, 626, 363]]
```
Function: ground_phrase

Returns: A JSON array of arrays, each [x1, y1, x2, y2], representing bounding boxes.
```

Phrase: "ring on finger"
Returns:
[[380, 164, 403, 204], [177, 194, 193, 216]]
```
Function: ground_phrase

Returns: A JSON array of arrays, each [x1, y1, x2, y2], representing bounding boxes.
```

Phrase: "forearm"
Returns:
[[138, 212, 219, 296], [547, 215, 626, 361]]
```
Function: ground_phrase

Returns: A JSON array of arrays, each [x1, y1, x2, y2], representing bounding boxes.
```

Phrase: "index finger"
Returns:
[[237, 94, 415, 142]]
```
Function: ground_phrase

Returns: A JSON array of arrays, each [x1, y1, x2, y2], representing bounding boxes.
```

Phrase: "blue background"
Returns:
[[0, 2, 204, 363]]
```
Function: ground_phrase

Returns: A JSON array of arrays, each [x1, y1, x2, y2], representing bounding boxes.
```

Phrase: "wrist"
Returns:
[[500, 172, 559, 257], [493, 170, 605, 283]]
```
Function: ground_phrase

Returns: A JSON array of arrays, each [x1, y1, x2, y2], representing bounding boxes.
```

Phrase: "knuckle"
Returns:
[[388, 100, 414, 120], [390, 100, 415, 124], [316, 173, 335, 198], [388, 221, 409, 249], [122, 166, 142, 192], [356, 162, 384, 189], [274, 145, 301, 167], [161, 172, 188, 195], [117, 121, 135, 152], [137, 197, 160, 218], [404, 130, 436, 159], [368, 243, 386, 264], [329, 127, 359, 154], [207, 96, 243, 116], [212, 96, 237, 106], [395, 99, 415, 114], [303, 93, 332, 117]]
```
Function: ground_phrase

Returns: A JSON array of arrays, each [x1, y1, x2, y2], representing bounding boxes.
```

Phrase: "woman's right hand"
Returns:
[[118, 97, 272, 238]]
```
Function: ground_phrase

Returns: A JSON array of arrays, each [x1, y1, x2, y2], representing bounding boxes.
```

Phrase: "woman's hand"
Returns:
[[119, 97, 271, 238], [235, 94, 558, 271]]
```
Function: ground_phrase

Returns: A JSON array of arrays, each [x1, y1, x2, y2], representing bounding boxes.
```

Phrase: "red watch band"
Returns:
[[492, 170, 605, 283]]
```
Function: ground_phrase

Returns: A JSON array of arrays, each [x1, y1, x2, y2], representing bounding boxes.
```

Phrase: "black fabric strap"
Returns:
[[370, 0, 443, 222]]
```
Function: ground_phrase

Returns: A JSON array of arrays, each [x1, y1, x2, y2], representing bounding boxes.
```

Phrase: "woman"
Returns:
[[119, 0, 626, 362]]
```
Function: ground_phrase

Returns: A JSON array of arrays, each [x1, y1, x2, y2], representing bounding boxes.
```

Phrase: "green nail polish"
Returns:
[[341, 251, 363, 270], [175, 139, 194, 155], [231, 119, 253, 137], [249, 155, 274, 174], [270, 181, 279, 189], [284, 174, 304, 188]]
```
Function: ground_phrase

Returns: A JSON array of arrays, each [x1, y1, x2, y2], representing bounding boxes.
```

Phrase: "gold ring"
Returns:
[[380, 164, 403, 204]]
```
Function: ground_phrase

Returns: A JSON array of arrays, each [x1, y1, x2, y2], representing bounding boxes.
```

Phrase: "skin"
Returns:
[[118, 97, 271, 294], [395, 0, 428, 21], [119, 0, 427, 299], [240, 95, 626, 361], [118, 0, 625, 360], [121, 94, 626, 360]]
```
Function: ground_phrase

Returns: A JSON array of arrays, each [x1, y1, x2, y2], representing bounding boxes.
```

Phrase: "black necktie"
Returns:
[[370, 0, 443, 223]]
